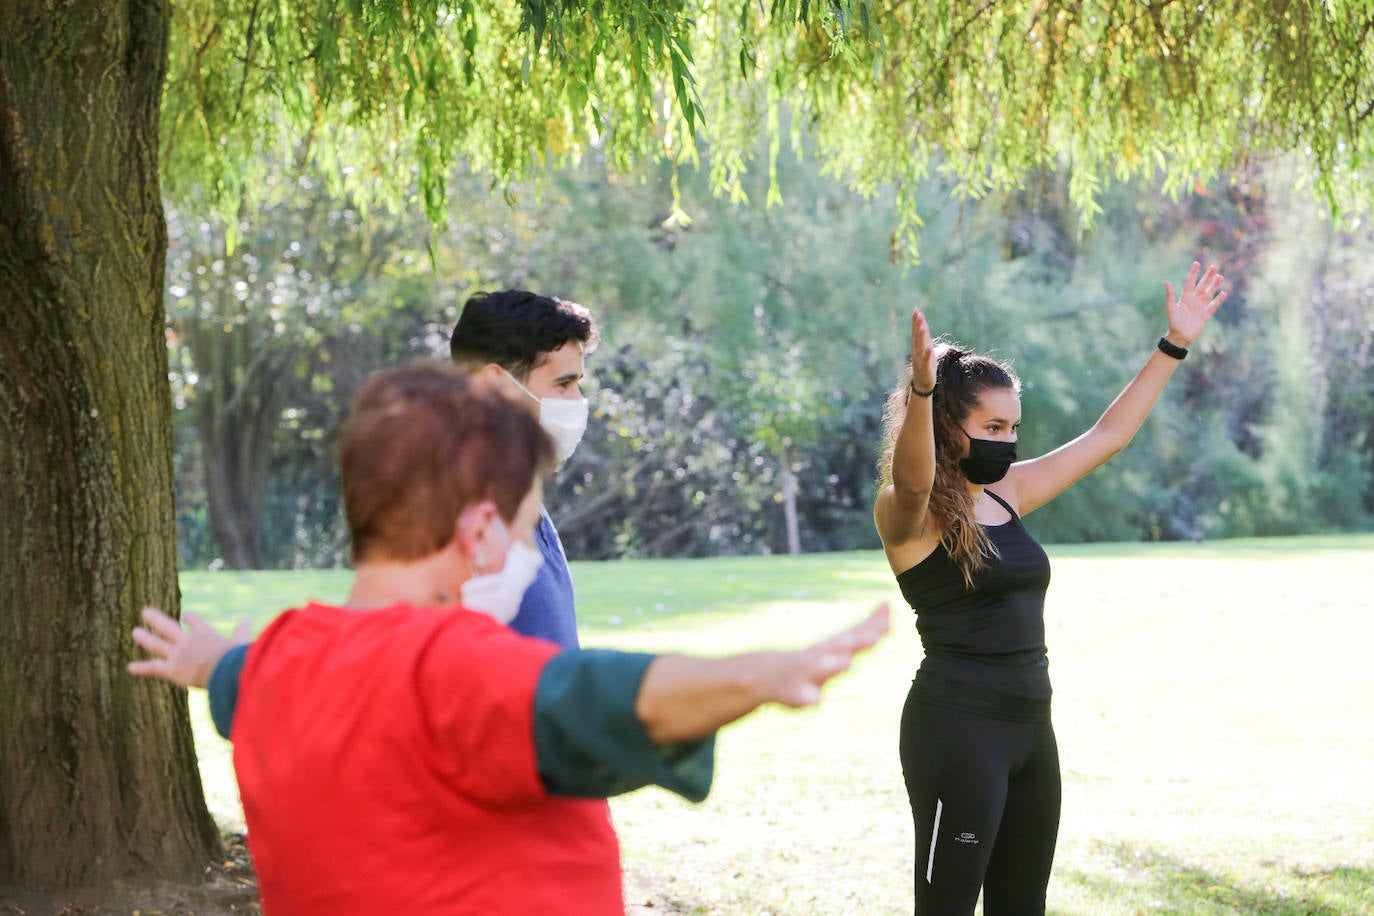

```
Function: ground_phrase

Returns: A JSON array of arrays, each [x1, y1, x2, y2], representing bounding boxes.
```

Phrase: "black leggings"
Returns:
[[899, 689, 1061, 915]]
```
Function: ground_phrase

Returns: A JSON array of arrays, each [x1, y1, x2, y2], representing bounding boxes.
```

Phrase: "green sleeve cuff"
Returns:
[[207, 643, 249, 739], [533, 650, 715, 802]]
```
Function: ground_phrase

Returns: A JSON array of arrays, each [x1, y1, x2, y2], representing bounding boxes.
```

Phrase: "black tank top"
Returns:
[[895, 490, 1052, 721]]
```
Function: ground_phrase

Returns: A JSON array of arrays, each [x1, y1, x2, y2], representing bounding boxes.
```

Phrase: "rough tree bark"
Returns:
[[0, 0, 221, 887]]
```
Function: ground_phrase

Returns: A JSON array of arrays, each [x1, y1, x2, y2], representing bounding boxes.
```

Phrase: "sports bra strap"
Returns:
[[984, 489, 1018, 518]]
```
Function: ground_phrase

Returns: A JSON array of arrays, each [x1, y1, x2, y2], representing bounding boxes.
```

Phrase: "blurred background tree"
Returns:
[[167, 145, 1374, 568]]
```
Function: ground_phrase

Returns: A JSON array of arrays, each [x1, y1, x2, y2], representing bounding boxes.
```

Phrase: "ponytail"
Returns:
[[878, 342, 1020, 586]]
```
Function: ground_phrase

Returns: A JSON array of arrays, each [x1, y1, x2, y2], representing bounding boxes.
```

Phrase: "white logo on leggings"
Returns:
[[954, 832, 979, 845]]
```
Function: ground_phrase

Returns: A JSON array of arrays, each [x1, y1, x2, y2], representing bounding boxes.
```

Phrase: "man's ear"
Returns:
[[478, 362, 508, 383]]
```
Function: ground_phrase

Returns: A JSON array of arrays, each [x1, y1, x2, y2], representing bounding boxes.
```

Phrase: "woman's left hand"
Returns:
[[1164, 261, 1227, 347]]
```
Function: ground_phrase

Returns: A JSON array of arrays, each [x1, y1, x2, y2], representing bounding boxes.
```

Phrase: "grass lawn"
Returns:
[[181, 533, 1374, 915]]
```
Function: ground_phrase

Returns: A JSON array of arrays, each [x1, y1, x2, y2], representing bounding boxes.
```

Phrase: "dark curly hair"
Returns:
[[449, 289, 600, 379], [878, 342, 1020, 584]]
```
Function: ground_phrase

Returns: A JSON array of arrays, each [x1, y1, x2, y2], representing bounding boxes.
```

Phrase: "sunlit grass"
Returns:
[[180, 534, 1374, 914]]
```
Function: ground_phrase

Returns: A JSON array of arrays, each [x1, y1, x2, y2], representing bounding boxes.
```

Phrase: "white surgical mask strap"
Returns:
[[500, 367, 541, 406], [489, 513, 511, 547], [459, 523, 544, 625]]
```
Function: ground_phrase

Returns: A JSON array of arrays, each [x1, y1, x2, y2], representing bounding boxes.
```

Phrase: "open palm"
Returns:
[[1164, 261, 1227, 345]]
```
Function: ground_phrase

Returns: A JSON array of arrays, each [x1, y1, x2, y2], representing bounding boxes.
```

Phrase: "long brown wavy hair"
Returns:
[[878, 342, 1021, 585]]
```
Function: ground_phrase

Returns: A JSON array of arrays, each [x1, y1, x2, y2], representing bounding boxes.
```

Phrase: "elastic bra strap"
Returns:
[[983, 489, 1017, 518]]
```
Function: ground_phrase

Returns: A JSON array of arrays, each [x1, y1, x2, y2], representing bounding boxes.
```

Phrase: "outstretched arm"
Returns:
[[874, 307, 939, 547], [1006, 262, 1227, 516], [132, 603, 888, 743], [153, 600, 890, 805], [633, 603, 890, 745]]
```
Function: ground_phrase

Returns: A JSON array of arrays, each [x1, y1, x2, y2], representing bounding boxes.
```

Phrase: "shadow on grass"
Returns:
[[1058, 842, 1374, 915]]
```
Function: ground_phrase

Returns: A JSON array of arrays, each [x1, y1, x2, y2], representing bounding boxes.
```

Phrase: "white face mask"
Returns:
[[502, 369, 590, 462], [460, 536, 544, 625]]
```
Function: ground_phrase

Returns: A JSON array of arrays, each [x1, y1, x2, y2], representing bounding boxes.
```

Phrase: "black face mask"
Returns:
[[958, 428, 1017, 484]]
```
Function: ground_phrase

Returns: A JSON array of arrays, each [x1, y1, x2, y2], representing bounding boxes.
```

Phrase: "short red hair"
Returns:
[[340, 362, 555, 563]]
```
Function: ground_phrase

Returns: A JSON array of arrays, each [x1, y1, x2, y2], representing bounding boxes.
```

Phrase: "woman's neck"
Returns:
[[344, 552, 468, 610]]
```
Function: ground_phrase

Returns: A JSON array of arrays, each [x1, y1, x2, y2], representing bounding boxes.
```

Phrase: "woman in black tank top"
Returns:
[[873, 262, 1228, 915]]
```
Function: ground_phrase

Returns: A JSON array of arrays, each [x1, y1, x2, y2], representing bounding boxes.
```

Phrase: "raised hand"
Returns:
[[1164, 261, 1227, 347], [910, 307, 937, 394], [129, 607, 252, 689]]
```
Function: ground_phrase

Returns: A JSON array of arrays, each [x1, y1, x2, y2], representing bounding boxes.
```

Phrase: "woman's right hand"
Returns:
[[911, 306, 937, 393], [129, 607, 252, 689]]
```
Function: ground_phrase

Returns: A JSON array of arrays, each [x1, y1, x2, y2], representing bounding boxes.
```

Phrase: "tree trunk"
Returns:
[[180, 312, 301, 571], [0, 0, 220, 888], [780, 444, 801, 556]]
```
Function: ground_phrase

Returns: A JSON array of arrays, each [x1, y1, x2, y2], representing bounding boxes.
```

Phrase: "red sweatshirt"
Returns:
[[233, 603, 623, 915]]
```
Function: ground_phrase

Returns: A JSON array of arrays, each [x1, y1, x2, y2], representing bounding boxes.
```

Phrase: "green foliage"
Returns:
[[488, 144, 919, 557], [167, 131, 1374, 566], [165, 173, 451, 568], [164, 1, 1374, 259]]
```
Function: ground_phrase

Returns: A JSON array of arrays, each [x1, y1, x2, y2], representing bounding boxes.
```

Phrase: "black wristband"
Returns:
[[909, 379, 935, 398], [1157, 337, 1188, 360]]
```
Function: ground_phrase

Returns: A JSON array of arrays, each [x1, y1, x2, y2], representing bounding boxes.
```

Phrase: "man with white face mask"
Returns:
[[448, 289, 597, 648]]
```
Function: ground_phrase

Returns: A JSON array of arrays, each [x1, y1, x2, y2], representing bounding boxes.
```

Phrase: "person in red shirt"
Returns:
[[132, 361, 888, 915]]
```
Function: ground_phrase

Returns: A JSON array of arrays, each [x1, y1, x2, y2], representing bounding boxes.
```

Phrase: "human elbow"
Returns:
[[1101, 430, 1132, 458], [889, 472, 931, 503], [1089, 423, 1133, 459]]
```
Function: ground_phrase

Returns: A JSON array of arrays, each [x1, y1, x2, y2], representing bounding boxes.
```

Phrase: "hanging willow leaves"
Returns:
[[164, 1, 1374, 257]]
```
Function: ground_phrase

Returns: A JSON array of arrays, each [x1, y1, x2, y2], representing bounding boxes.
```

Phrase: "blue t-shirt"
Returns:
[[509, 510, 579, 648]]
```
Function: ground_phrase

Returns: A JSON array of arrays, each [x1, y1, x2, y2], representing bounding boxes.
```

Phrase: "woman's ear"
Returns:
[[454, 502, 499, 572]]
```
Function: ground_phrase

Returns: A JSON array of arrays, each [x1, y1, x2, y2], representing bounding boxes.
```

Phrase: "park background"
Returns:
[[5, 2, 1374, 913], [155, 143, 1374, 915], [176, 536, 1374, 915], [166, 152, 1374, 570]]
